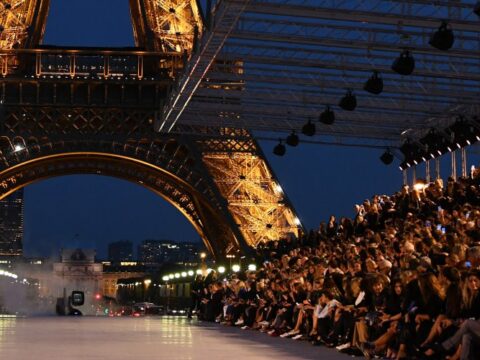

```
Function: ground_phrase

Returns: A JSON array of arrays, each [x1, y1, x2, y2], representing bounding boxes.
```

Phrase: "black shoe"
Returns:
[[343, 347, 364, 356], [424, 342, 446, 358]]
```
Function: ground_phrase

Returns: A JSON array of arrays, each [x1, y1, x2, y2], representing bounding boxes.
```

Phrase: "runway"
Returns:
[[0, 316, 350, 359]]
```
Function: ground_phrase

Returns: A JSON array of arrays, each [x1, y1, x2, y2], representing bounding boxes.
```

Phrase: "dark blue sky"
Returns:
[[21, 0, 478, 258]]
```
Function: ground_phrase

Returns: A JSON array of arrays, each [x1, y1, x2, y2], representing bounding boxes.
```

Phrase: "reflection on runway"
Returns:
[[0, 316, 347, 359]]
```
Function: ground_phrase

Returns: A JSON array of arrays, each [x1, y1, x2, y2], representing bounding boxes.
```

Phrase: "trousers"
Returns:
[[442, 319, 480, 360]]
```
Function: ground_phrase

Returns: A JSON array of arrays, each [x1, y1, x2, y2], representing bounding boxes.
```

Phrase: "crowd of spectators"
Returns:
[[190, 173, 480, 360]]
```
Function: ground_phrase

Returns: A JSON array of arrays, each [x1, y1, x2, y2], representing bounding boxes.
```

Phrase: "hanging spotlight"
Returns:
[[429, 21, 454, 51], [301, 119, 315, 136], [364, 71, 383, 95], [446, 118, 478, 148], [391, 50, 415, 75], [339, 90, 357, 111], [273, 140, 286, 156], [400, 139, 423, 165], [319, 105, 335, 125], [475, 2, 480, 17], [380, 149, 394, 165], [286, 131, 299, 147]]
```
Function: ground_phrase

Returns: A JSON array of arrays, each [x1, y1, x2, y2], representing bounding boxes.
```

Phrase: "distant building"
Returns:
[[102, 262, 146, 298], [108, 240, 133, 263], [53, 249, 103, 303], [138, 239, 202, 265], [0, 189, 24, 259]]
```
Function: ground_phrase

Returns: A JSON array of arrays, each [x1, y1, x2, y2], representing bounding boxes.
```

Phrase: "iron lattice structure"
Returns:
[[158, 0, 480, 149], [0, 0, 302, 259]]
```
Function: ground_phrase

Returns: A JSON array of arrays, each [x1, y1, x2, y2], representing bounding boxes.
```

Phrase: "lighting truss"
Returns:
[[159, 0, 480, 149]]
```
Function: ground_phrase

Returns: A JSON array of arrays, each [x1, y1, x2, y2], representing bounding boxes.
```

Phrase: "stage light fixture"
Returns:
[[475, 2, 480, 17], [301, 119, 315, 136], [364, 71, 383, 95], [392, 50, 415, 75], [419, 128, 444, 157], [273, 140, 286, 156], [446, 119, 478, 148], [400, 139, 424, 166], [286, 130, 299, 147], [319, 105, 335, 125], [380, 149, 394, 165], [429, 21, 454, 51], [339, 90, 357, 111]]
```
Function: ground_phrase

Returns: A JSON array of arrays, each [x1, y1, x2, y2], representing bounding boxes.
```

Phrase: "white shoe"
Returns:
[[258, 321, 269, 326], [336, 342, 351, 351], [267, 329, 276, 335], [241, 325, 249, 330], [280, 329, 299, 338], [292, 334, 304, 340], [234, 319, 244, 326]]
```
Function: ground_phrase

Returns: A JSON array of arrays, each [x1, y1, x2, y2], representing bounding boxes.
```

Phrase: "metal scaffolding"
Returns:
[[159, 0, 480, 148]]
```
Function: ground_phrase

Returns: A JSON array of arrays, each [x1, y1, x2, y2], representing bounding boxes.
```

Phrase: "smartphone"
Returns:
[[425, 220, 431, 227], [465, 261, 472, 268], [466, 212, 471, 219], [436, 224, 442, 231], [438, 206, 442, 212], [441, 227, 446, 234]]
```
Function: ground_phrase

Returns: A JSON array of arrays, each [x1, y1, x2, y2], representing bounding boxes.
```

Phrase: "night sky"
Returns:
[[21, 0, 480, 258]]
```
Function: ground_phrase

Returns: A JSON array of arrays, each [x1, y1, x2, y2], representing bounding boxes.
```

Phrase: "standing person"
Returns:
[[189, 275, 204, 319]]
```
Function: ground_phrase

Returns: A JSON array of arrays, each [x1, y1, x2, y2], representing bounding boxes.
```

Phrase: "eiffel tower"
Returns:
[[0, 0, 301, 259]]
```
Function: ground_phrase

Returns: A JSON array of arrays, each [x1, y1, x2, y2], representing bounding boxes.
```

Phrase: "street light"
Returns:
[[144, 279, 152, 286], [187, 270, 194, 276], [218, 266, 226, 274], [248, 264, 257, 271], [232, 264, 241, 273]]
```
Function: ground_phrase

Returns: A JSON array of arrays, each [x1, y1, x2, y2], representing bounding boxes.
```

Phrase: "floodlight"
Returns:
[[273, 140, 286, 156], [392, 50, 415, 75], [380, 150, 394, 165], [286, 131, 299, 147], [364, 71, 383, 95], [301, 119, 315, 136], [319, 105, 335, 124], [429, 21, 454, 51], [339, 90, 357, 111]]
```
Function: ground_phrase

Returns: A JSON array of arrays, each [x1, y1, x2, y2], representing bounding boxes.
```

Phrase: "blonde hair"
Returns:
[[418, 272, 445, 303], [462, 273, 480, 311]]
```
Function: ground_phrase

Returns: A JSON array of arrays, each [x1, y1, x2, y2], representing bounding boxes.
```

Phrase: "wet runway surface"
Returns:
[[0, 316, 349, 359]]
